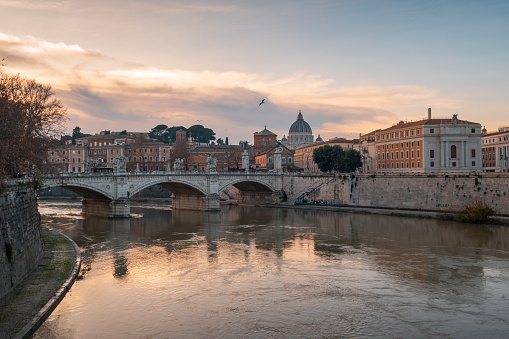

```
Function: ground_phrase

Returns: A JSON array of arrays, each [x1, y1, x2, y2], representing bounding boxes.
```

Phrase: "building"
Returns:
[[482, 126, 509, 172], [293, 137, 358, 172], [186, 144, 244, 172], [253, 126, 278, 156], [254, 144, 295, 171], [282, 110, 314, 150], [361, 109, 482, 173], [43, 131, 172, 174]]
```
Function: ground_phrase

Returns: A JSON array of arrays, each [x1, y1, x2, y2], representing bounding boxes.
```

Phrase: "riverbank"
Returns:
[[0, 229, 81, 339], [256, 202, 509, 226]]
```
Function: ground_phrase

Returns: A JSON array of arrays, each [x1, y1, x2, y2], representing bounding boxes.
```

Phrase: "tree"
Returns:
[[71, 126, 90, 144], [187, 124, 216, 144], [0, 70, 67, 177], [149, 124, 169, 142], [225, 137, 229, 145], [313, 145, 362, 173], [217, 138, 224, 145]]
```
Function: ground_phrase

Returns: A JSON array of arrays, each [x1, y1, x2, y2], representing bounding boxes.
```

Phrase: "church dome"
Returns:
[[315, 134, 323, 142], [289, 110, 312, 134]]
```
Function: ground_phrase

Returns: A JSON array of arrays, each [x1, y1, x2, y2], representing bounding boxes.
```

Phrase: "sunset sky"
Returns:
[[1, 0, 508, 143]]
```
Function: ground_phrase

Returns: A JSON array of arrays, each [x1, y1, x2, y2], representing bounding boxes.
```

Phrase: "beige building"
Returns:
[[482, 126, 509, 172], [360, 109, 482, 173]]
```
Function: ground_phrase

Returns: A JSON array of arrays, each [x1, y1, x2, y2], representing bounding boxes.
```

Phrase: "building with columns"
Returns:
[[360, 109, 482, 173]]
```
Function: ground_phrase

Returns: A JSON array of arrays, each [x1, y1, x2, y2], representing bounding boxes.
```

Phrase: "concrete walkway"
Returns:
[[0, 229, 81, 339]]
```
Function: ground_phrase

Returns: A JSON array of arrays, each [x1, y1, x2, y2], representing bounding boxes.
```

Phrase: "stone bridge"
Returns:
[[42, 172, 284, 218]]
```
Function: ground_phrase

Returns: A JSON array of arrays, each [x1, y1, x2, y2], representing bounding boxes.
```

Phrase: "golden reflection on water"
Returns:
[[34, 202, 509, 338]]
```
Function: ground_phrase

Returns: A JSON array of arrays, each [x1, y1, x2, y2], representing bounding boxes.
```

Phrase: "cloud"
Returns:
[[0, 32, 447, 142]]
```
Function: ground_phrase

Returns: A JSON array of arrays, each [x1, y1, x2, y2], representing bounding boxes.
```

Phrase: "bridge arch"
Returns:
[[218, 179, 275, 193], [129, 178, 207, 197], [41, 181, 114, 200]]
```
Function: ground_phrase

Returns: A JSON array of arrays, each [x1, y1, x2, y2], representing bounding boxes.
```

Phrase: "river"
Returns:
[[34, 200, 509, 338]]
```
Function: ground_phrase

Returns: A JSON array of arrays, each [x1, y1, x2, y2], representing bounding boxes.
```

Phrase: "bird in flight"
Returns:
[[259, 99, 265, 106]]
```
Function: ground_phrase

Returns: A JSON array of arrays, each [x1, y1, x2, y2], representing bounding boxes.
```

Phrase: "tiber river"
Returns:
[[34, 200, 509, 338]]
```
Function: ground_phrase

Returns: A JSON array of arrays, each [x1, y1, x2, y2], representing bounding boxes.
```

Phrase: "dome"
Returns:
[[315, 134, 323, 142], [281, 135, 288, 141], [289, 111, 312, 134]]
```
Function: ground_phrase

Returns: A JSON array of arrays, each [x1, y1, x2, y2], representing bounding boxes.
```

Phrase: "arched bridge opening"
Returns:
[[220, 180, 281, 205]]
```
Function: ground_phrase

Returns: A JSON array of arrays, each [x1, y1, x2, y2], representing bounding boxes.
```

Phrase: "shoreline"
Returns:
[[0, 229, 81, 339]]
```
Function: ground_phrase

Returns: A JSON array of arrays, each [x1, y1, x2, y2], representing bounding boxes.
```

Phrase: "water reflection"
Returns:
[[35, 201, 509, 338]]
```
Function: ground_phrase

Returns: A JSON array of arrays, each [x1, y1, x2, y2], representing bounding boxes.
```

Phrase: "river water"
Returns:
[[34, 200, 509, 338]]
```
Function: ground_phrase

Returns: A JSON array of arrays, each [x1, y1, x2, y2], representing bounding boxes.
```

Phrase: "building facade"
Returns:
[[43, 132, 172, 174], [360, 109, 482, 173], [482, 126, 509, 172]]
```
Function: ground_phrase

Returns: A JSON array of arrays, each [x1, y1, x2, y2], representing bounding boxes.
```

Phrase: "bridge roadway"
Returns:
[[42, 171, 284, 218]]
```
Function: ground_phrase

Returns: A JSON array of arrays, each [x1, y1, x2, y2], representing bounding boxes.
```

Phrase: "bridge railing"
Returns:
[[40, 170, 283, 180]]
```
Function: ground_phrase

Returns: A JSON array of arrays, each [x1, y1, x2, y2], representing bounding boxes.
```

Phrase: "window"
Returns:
[[451, 145, 457, 158], [417, 150, 420, 158], [72, 150, 76, 155], [452, 162, 456, 167], [268, 157, 273, 164], [396, 152, 399, 160], [288, 157, 292, 163], [94, 150, 97, 155], [411, 150, 414, 158], [411, 142, 414, 147], [471, 149, 476, 157], [78, 150, 81, 155], [282, 157, 286, 163], [471, 128, 476, 133], [111, 150, 114, 154], [417, 141, 420, 147], [472, 161, 476, 166], [430, 129, 434, 134]]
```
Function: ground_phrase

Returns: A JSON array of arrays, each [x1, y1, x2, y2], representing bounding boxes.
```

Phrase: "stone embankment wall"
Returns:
[[0, 188, 44, 299], [286, 173, 509, 215]]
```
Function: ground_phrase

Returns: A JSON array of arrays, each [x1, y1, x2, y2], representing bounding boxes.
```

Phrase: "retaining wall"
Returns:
[[286, 173, 509, 215], [0, 188, 44, 299]]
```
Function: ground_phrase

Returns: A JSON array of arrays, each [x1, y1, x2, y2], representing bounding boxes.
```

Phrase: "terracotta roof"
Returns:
[[254, 127, 277, 136]]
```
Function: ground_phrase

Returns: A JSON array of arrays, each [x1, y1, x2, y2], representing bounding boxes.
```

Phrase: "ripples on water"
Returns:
[[35, 200, 509, 338]]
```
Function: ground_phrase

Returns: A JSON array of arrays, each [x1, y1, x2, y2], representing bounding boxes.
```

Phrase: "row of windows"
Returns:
[[378, 162, 421, 169], [483, 136, 509, 144], [267, 157, 293, 164], [429, 161, 476, 167], [377, 141, 421, 151], [428, 147, 476, 159], [377, 129, 421, 141], [378, 150, 421, 161]]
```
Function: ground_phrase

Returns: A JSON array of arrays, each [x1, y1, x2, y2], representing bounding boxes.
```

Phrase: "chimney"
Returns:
[[427, 108, 431, 119]]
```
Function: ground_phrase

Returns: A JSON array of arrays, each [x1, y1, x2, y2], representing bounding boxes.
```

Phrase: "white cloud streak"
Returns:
[[0, 32, 448, 141]]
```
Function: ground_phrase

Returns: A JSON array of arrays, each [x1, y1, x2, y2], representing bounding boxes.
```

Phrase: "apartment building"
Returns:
[[482, 126, 509, 172], [361, 109, 482, 173]]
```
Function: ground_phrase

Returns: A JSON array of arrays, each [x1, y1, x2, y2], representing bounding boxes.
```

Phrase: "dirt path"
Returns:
[[0, 229, 79, 339]]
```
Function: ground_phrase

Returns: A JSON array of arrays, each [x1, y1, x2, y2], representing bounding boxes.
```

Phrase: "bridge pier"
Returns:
[[172, 194, 220, 212], [82, 197, 131, 218]]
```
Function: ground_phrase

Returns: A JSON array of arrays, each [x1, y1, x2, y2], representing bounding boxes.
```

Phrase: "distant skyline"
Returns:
[[1, 0, 508, 143]]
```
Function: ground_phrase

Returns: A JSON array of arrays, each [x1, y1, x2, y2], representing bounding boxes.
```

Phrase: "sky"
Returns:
[[1, 0, 509, 144]]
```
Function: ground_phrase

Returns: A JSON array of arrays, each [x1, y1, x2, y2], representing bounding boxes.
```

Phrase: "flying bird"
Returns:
[[259, 99, 265, 106]]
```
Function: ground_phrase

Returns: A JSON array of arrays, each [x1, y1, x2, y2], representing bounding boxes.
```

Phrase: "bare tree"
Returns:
[[0, 70, 67, 178]]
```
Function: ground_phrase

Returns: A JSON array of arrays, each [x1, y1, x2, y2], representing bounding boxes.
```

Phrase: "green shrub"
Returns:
[[460, 200, 494, 224]]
